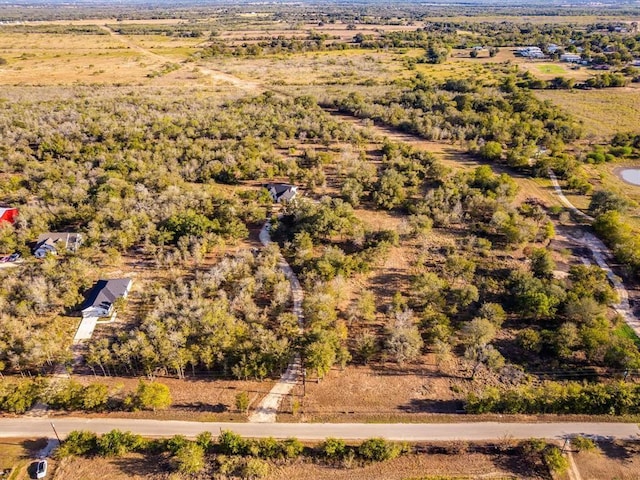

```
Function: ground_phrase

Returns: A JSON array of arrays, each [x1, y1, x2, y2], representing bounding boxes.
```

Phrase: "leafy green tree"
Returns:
[[571, 436, 597, 452], [241, 458, 270, 479], [341, 177, 365, 207], [479, 141, 503, 161], [517, 328, 542, 353], [553, 322, 580, 359], [589, 190, 631, 216], [135, 381, 172, 412], [530, 248, 555, 279], [174, 442, 205, 474], [348, 290, 377, 323], [97, 430, 144, 457], [304, 333, 337, 379], [358, 438, 402, 462], [235, 391, 250, 414], [196, 431, 214, 451], [320, 438, 347, 460], [353, 330, 378, 365], [477, 303, 507, 328], [82, 383, 109, 411], [372, 169, 407, 209], [281, 438, 304, 458], [543, 446, 569, 474], [218, 430, 248, 456], [0, 380, 40, 414], [56, 431, 98, 458]]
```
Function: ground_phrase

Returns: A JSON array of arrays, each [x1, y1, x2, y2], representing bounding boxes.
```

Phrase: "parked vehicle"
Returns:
[[36, 460, 47, 479], [7, 253, 20, 262]]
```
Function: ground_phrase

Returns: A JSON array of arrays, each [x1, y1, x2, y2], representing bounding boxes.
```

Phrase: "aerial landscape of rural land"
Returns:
[[3, 0, 640, 478]]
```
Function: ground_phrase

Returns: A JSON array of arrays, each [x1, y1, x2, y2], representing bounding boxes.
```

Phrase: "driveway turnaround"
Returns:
[[1, 418, 638, 442]]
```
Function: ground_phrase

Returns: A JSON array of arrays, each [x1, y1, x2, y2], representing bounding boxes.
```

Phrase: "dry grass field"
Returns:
[[268, 451, 540, 480], [574, 440, 640, 480], [0, 31, 160, 85], [59, 375, 274, 422], [536, 87, 640, 139], [290, 360, 467, 421]]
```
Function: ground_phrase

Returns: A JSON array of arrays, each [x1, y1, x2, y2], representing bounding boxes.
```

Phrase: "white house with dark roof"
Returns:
[[33, 232, 83, 258], [265, 183, 298, 203], [81, 278, 133, 320]]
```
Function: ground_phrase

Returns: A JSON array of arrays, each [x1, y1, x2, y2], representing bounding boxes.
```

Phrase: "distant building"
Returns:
[[560, 54, 582, 63], [265, 183, 298, 203], [517, 46, 545, 59], [0, 206, 18, 225], [33, 232, 83, 258], [547, 44, 560, 54], [81, 278, 133, 319]]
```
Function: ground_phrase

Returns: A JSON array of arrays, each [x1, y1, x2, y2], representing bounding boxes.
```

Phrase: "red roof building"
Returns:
[[0, 207, 18, 225]]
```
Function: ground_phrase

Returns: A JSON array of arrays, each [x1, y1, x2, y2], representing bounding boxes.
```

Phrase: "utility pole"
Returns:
[[50, 422, 61, 444]]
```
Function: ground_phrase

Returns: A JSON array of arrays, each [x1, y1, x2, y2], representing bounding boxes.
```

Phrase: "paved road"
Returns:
[[1, 418, 638, 441]]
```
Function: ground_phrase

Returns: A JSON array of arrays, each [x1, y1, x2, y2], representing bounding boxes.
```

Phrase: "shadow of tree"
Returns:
[[398, 398, 464, 414], [491, 453, 551, 480], [173, 402, 228, 413], [111, 454, 172, 477], [597, 440, 634, 462]]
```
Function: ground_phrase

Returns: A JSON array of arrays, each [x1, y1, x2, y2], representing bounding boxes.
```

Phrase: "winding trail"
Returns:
[[99, 25, 261, 93], [568, 229, 640, 336], [548, 170, 640, 336], [248, 220, 304, 423], [548, 170, 595, 222]]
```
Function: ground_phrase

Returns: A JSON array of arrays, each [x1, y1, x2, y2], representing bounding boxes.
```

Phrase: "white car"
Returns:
[[36, 459, 47, 479]]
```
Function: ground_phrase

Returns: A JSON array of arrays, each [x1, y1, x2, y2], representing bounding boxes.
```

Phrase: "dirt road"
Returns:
[[249, 220, 304, 423], [99, 25, 261, 93]]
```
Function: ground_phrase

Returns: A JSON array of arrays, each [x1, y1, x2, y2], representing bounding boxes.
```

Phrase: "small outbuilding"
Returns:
[[0, 206, 18, 225], [561, 53, 582, 63]]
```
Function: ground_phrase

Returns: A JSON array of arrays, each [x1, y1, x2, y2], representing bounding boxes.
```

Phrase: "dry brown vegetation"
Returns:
[[536, 87, 640, 139], [61, 375, 275, 421], [1, 5, 640, 428], [47, 444, 545, 480], [574, 440, 640, 480]]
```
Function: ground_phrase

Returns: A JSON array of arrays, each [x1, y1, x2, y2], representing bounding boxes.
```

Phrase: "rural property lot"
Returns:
[[3, 8, 640, 480]]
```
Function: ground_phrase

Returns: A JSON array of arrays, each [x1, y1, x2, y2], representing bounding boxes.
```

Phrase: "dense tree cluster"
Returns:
[[333, 73, 582, 166], [86, 246, 296, 379], [0, 255, 94, 374], [467, 381, 640, 415], [0, 90, 361, 253], [0, 378, 171, 414]]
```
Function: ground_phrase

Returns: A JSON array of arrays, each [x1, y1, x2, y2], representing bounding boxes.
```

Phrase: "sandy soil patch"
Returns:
[[295, 361, 466, 420]]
